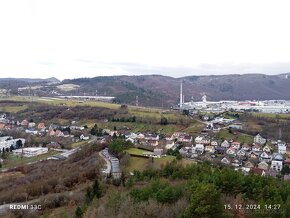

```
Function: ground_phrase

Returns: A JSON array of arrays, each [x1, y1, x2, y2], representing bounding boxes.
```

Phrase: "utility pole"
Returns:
[[136, 95, 139, 107]]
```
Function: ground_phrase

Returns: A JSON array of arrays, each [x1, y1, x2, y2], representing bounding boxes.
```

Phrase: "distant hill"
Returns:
[[1, 74, 290, 107], [60, 73, 290, 107], [0, 77, 60, 90], [0, 77, 60, 84]]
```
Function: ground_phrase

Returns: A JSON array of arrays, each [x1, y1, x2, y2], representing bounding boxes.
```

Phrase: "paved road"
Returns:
[[99, 148, 111, 175]]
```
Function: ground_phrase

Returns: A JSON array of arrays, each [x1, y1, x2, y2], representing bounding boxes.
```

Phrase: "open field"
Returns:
[[250, 112, 290, 119], [70, 141, 88, 148], [0, 105, 28, 113], [124, 148, 196, 172], [125, 148, 146, 155], [56, 84, 80, 91], [215, 129, 253, 144], [2, 150, 60, 169], [0, 96, 180, 120], [182, 122, 205, 135]]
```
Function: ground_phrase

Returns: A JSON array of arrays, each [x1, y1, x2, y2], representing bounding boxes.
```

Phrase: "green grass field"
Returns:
[[0, 105, 28, 113], [216, 129, 253, 144], [2, 150, 60, 169], [125, 148, 147, 155], [124, 148, 196, 172]]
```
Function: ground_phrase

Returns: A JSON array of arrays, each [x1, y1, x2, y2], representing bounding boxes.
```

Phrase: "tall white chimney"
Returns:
[[180, 80, 183, 108]]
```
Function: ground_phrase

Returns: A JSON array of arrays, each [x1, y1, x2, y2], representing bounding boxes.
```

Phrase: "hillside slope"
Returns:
[[61, 73, 290, 107]]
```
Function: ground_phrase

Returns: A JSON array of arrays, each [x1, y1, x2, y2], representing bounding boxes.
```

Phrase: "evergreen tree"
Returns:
[[74, 206, 84, 218], [183, 182, 224, 218], [92, 180, 102, 199]]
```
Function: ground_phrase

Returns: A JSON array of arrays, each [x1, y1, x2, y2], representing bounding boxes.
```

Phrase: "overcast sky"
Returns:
[[0, 0, 290, 80]]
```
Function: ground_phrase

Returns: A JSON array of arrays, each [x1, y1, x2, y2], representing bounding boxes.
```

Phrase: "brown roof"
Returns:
[[250, 167, 265, 176]]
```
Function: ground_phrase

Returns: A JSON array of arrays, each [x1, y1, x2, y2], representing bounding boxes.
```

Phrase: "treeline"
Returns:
[[125, 161, 290, 217], [110, 116, 136, 122], [18, 104, 117, 121], [83, 161, 290, 217]]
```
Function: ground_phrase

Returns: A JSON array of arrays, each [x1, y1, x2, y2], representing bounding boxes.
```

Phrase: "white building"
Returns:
[[278, 143, 286, 154], [13, 147, 48, 157], [194, 136, 203, 144], [270, 160, 283, 172], [0, 137, 25, 150], [254, 134, 266, 145]]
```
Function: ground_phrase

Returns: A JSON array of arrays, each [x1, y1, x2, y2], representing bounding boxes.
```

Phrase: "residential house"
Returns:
[[63, 131, 70, 137], [200, 137, 211, 145], [242, 144, 251, 151], [137, 133, 145, 139], [25, 128, 38, 135], [144, 134, 159, 141], [80, 134, 90, 140], [271, 160, 283, 172], [221, 140, 230, 148], [259, 152, 272, 163], [231, 142, 241, 150], [211, 141, 218, 146], [278, 142, 287, 154], [258, 161, 269, 170], [244, 161, 255, 168], [195, 144, 205, 154], [231, 159, 241, 167], [221, 157, 231, 165], [48, 130, 56, 136], [102, 129, 110, 135], [165, 141, 175, 149], [55, 130, 64, 137], [178, 135, 192, 143], [47, 141, 61, 148], [273, 153, 284, 161], [248, 151, 260, 159], [194, 136, 203, 144], [126, 132, 138, 139], [254, 134, 266, 144], [252, 144, 261, 152], [229, 123, 243, 129], [37, 123, 46, 130], [49, 124, 60, 131], [109, 130, 119, 137], [205, 145, 215, 153], [263, 145, 272, 153], [215, 146, 226, 154], [237, 149, 246, 157], [21, 119, 29, 126], [212, 127, 220, 133], [125, 138, 135, 144], [28, 122, 36, 128], [226, 147, 237, 156], [148, 139, 159, 147]]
